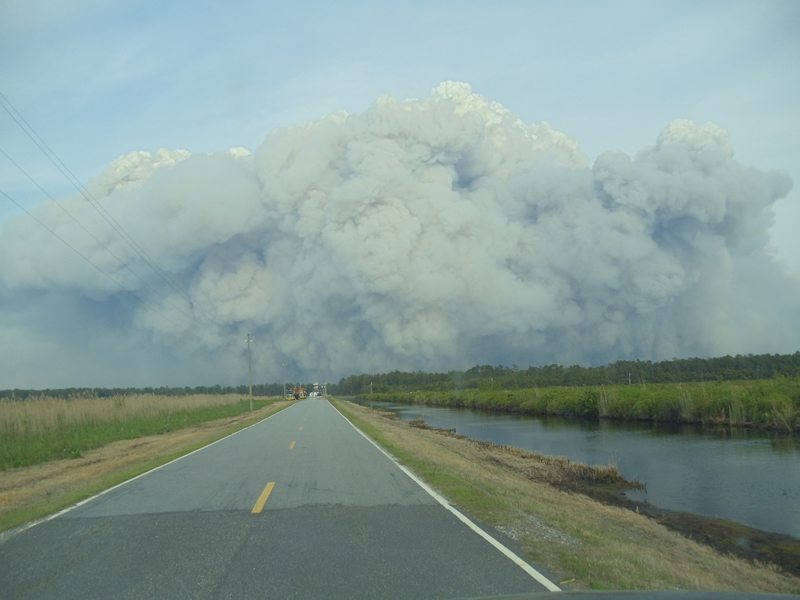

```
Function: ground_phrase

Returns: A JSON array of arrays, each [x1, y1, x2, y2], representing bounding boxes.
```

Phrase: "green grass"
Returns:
[[362, 377, 800, 430], [0, 398, 281, 471], [334, 401, 513, 524], [0, 400, 290, 533]]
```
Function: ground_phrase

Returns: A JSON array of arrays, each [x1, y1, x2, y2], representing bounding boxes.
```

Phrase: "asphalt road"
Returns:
[[0, 398, 557, 599]]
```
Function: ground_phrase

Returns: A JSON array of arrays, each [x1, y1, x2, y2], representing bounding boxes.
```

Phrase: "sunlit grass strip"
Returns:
[[363, 378, 800, 431], [0, 401, 289, 533], [332, 401, 515, 523], [0, 395, 279, 471], [1, 393, 253, 434]]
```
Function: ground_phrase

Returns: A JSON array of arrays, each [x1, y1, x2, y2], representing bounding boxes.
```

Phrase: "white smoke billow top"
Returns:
[[0, 82, 796, 382]]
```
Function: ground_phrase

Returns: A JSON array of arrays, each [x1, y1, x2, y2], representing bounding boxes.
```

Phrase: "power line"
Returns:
[[0, 147, 218, 334], [0, 187, 213, 345], [0, 91, 228, 332]]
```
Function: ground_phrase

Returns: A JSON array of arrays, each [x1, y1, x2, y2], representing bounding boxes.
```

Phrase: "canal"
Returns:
[[349, 398, 799, 539]]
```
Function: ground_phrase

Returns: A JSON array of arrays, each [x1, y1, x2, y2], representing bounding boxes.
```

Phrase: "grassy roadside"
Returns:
[[1, 394, 280, 470], [332, 398, 799, 593], [363, 377, 800, 430], [0, 399, 291, 533]]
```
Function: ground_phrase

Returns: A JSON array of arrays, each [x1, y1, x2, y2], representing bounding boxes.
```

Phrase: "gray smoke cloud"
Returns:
[[0, 82, 796, 386]]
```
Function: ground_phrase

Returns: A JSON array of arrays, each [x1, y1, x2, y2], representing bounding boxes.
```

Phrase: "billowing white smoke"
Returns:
[[0, 82, 796, 384]]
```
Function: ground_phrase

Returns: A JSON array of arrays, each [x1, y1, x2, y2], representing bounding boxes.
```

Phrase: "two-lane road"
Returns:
[[0, 398, 556, 599]]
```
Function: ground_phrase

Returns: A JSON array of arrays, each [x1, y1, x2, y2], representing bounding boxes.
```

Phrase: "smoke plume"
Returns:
[[0, 82, 796, 386]]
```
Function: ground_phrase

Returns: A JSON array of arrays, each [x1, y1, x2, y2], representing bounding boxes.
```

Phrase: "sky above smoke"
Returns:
[[0, 82, 797, 388], [0, 1, 798, 388]]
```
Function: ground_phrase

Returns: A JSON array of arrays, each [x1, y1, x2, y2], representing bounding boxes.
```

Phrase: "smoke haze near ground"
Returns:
[[0, 82, 797, 387]]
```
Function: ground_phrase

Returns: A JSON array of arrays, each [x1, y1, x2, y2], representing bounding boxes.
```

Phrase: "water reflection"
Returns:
[[352, 398, 800, 539]]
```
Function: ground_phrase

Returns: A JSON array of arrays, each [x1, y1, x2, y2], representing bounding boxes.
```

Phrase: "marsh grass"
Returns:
[[0, 400, 290, 533], [0, 394, 278, 470], [365, 377, 800, 430]]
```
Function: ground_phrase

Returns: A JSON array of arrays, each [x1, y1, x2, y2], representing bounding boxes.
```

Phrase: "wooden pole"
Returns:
[[247, 334, 253, 411]]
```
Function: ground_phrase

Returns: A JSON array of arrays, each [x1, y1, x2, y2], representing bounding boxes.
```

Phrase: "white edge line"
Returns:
[[329, 399, 561, 593], [2, 402, 296, 542]]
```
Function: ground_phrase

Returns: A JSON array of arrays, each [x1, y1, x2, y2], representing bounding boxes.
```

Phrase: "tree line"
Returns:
[[329, 351, 800, 395], [3, 351, 798, 400], [0, 383, 296, 401]]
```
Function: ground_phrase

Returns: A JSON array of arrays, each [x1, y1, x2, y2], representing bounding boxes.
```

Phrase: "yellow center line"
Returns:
[[289, 441, 296, 449], [299, 426, 303, 430], [251, 482, 276, 514]]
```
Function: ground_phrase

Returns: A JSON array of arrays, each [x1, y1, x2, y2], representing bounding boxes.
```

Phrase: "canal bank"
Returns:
[[352, 397, 799, 540], [333, 399, 799, 593]]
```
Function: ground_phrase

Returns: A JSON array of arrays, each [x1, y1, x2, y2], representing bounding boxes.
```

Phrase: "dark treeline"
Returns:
[[331, 351, 800, 395], [4, 351, 798, 400], [0, 383, 299, 401]]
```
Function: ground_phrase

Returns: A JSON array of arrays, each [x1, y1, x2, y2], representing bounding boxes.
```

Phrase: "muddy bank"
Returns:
[[555, 470, 800, 578], [405, 414, 800, 577]]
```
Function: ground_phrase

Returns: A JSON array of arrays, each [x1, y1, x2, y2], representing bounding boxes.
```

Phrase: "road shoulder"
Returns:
[[0, 401, 291, 534], [332, 398, 799, 594]]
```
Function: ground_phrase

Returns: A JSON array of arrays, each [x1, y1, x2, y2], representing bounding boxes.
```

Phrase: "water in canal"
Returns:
[[350, 399, 799, 539]]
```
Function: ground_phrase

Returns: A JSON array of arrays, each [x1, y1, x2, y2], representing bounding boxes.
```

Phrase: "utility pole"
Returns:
[[247, 334, 253, 411], [283, 363, 287, 399]]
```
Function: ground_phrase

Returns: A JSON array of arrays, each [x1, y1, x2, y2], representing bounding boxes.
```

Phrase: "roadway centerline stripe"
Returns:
[[290, 441, 296, 449], [299, 426, 303, 430], [251, 482, 276, 514], [10, 403, 300, 538]]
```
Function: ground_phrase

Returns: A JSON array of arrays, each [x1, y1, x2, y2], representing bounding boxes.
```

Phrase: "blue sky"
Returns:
[[2, 2, 798, 262], [0, 0, 798, 387]]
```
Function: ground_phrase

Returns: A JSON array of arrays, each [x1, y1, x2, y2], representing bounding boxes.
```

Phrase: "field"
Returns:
[[363, 377, 800, 430], [0, 393, 281, 471], [0, 398, 289, 532]]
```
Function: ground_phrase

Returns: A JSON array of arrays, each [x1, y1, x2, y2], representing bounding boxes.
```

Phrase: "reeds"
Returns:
[[472, 438, 636, 486], [0, 394, 276, 470], [364, 377, 800, 431], [678, 388, 694, 422], [0, 394, 247, 435]]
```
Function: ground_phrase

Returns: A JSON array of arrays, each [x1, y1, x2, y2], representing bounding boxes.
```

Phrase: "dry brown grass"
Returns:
[[335, 399, 800, 593], [0, 393, 248, 434]]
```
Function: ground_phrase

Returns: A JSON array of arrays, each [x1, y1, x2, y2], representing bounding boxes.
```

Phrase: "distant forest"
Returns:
[[331, 351, 800, 396], [0, 383, 290, 401], [2, 351, 798, 401]]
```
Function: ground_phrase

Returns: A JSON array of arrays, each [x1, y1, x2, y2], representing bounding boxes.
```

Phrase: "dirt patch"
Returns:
[[0, 401, 289, 526], [649, 511, 800, 578]]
